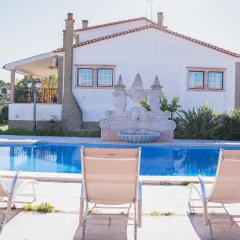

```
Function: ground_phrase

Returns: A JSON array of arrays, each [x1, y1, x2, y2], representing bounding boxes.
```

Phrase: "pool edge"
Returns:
[[0, 171, 214, 185]]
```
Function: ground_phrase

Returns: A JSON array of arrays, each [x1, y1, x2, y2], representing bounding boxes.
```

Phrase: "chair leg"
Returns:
[[188, 186, 195, 215], [79, 198, 84, 226], [203, 200, 209, 225], [32, 183, 36, 201], [134, 203, 137, 240], [5, 201, 12, 223], [208, 219, 214, 240], [137, 199, 142, 228], [82, 218, 86, 240], [82, 202, 88, 240]]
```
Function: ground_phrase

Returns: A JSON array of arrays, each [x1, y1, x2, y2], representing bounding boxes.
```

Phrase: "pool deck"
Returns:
[[0, 181, 240, 240]]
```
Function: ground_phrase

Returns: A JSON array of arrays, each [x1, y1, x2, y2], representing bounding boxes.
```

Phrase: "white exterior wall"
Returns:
[[9, 104, 62, 121], [73, 28, 238, 122], [76, 19, 150, 43]]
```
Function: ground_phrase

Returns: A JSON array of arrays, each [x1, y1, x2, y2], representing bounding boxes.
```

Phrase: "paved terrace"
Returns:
[[0, 181, 240, 240]]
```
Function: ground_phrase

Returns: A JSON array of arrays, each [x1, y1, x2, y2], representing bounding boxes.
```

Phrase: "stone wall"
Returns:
[[8, 120, 63, 131], [82, 122, 100, 129]]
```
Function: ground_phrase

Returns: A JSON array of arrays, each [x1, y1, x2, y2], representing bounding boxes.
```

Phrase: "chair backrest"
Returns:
[[0, 172, 19, 198], [209, 149, 240, 203], [0, 179, 8, 197], [81, 147, 141, 204]]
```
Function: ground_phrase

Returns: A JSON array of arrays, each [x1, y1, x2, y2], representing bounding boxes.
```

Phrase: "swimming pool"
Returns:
[[0, 142, 239, 176]]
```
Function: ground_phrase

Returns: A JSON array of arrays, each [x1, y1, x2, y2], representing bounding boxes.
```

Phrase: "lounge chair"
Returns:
[[188, 149, 240, 238], [79, 147, 142, 240], [0, 172, 37, 223]]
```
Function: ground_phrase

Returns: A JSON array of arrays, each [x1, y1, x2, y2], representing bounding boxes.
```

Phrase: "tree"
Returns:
[[0, 79, 9, 102], [160, 97, 182, 119], [140, 96, 182, 120], [45, 75, 58, 88]]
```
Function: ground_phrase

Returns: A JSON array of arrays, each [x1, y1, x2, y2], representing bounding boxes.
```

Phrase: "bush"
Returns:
[[176, 105, 222, 139], [0, 104, 8, 124], [216, 109, 240, 140], [160, 97, 181, 119], [140, 96, 181, 119], [0, 128, 101, 137], [24, 202, 56, 213]]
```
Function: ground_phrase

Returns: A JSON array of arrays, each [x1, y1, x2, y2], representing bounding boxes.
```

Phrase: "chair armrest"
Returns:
[[136, 180, 142, 201], [187, 176, 207, 202], [80, 184, 86, 200], [198, 175, 207, 201]]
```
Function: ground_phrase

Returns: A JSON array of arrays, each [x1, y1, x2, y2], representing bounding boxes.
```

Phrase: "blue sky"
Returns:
[[0, 0, 239, 82]]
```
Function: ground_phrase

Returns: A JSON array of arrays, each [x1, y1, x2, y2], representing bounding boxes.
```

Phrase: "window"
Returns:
[[187, 68, 225, 91], [76, 65, 115, 88], [97, 69, 113, 87], [77, 68, 93, 86], [188, 71, 204, 89], [208, 72, 223, 90]]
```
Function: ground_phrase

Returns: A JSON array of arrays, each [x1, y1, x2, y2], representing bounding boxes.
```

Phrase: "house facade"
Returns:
[[3, 13, 240, 131]]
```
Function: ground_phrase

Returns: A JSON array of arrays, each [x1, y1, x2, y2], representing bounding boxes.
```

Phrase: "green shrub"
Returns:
[[24, 202, 56, 213], [0, 104, 8, 124], [160, 97, 181, 119], [216, 109, 240, 140], [140, 96, 181, 119], [140, 98, 151, 111], [23, 203, 36, 211], [0, 128, 101, 137], [150, 211, 175, 217], [36, 203, 55, 213], [176, 105, 222, 139]]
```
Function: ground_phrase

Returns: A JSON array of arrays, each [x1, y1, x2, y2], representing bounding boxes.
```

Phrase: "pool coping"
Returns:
[[1, 135, 240, 146], [0, 135, 239, 184], [0, 171, 215, 184]]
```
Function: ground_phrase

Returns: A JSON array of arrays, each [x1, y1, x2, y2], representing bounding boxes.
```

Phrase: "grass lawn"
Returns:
[[0, 124, 8, 131]]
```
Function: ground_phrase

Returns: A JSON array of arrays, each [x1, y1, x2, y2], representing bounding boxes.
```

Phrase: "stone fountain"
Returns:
[[100, 74, 176, 143]]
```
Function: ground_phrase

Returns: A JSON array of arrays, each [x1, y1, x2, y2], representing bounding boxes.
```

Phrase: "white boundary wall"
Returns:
[[9, 104, 62, 121]]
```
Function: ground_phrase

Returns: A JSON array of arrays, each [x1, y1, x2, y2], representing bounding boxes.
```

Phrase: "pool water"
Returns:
[[0, 143, 238, 176]]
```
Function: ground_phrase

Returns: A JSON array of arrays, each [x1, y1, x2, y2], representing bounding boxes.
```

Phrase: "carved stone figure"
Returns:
[[100, 74, 176, 142], [127, 74, 147, 103], [148, 75, 164, 115], [112, 75, 127, 114]]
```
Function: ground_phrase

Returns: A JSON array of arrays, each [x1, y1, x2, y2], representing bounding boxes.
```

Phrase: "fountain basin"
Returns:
[[118, 132, 160, 143]]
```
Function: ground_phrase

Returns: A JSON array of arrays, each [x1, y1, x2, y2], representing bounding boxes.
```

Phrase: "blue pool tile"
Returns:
[[0, 143, 235, 176]]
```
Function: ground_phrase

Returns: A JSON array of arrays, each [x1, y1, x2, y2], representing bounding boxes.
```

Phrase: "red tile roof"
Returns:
[[74, 17, 156, 32], [54, 20, 240, 58]]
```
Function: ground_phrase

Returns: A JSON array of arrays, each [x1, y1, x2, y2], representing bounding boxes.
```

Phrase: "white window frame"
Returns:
[[187, 67, 225, 91], [77, 68, 94, 87], [188, 71, 204, 89], [208, 71, 224, 90], [97, 68, 114, 87], [75, 65, 116, 88]]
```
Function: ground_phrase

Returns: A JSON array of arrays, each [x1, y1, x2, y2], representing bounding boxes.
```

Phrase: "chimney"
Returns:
[[157, 12, 164, 28], [63, 13, 74, 49], [62, 13, 82, 131], [82, 20, 89, 30]]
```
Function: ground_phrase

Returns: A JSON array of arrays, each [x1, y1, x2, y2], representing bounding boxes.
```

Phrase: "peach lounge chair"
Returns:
[[0, 172, 37, 223], [188, 149, 240, 239], [79, 147, 142, 240]]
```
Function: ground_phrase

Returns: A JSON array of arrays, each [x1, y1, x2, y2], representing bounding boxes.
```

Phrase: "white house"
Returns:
[[3, 12, 240, 131]]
